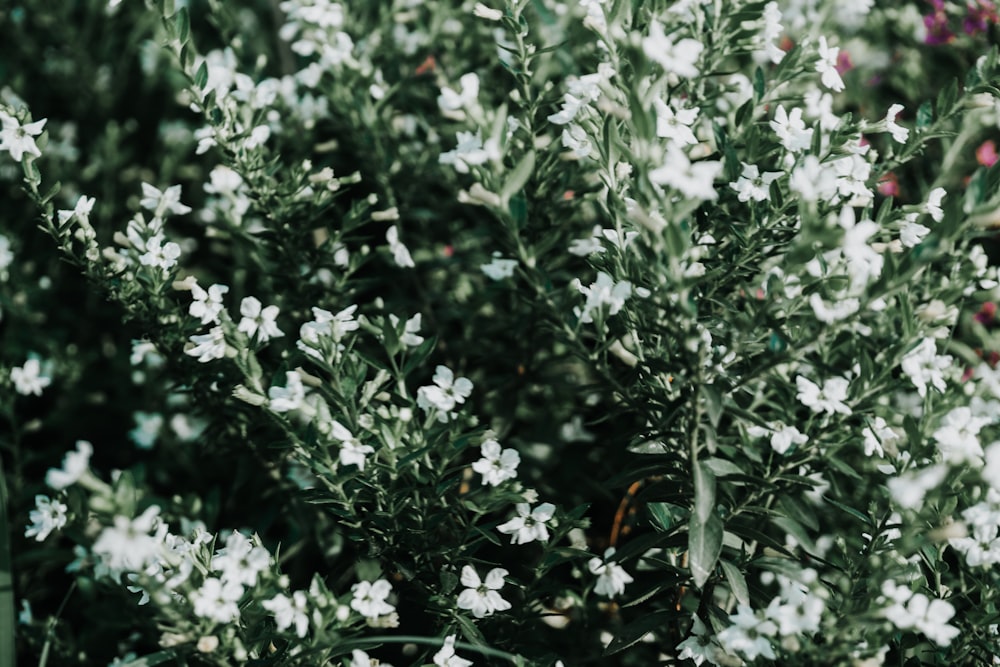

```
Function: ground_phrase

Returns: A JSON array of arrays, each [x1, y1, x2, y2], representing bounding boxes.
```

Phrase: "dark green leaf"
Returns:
[[719, 559, 750, 606], [501, 150, 535, 205], [688, 512, 723, 588], [604, 610, 676, 655], [693, 459, 716, 522]]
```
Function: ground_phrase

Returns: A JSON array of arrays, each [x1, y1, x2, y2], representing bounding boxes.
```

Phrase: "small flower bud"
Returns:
[[473, 3, 503, 21]]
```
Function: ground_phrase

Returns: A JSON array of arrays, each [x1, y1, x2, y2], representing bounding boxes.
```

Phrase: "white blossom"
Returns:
[[11, 357, 51, 396], [497, 503, 556, 544], [238, 296, 284, 342], [588, 548, 634, 598], [795, 375, 851, 415], [24, 495, 68, 542], [46, 440, 93, 490], [350, 579, 395, 619], [262, 591, 310, 638], [471, 439, 520, 486], [456, 565, 511, 618]]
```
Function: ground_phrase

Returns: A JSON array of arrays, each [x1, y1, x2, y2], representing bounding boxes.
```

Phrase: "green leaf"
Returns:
[[175, 7, 190, 45], [508, 192, 528, 229], [604, 610, 676, 655], [648, 501, 683, 531], [693, 459, 716, 522], [917, 100, 933, 129], [688, 512, 723, 588], [702, 384, 724, 429], [194, 60, 208, 90], [122, 651, 178, 666], [719, 559, 750, 606], [501, 150, 535, 205], [702, 457, 743, 478]]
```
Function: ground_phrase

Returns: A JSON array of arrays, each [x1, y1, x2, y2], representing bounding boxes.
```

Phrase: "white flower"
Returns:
[[185, 326, 226, 363], [434, 635, 473, 667], [879, 582, 960, 646], [473, 3, 503, 21], [588, 548, 633, 598], [933, 407, 988, 464], [809, 293, 860, 324], [653, 97, 699, 145], [456, 565, 511, 618], [24, 495, 68, 542], [771, 105, 814, 152], [649, 144, 723, 200], [330, 420, 375, 470], [57, 195, 96, 227], [471, 439, 520, 486], [389, 312, 424, 347], [676, 614, 721, 666], [262, 591, 310, 638], [887, 464, 947, 510], [885, 104, 909, 144], [862, 417, 899, 458], [900, 337, 952, 397], [730, 163, 782, 202], [789, 155, 839, 202], [481, 254, 518, 280], [497, 503, 556, 544], [190, 576, 243, 623], [439, 131, 497, 173], [770, 425, 808, 455], [386, 225, 415, 268], [351, 649, 395, 667], [212, 531, 272, 587], [561, 124, 592, 159], [815, 37, 845, 92], [759, 2, 785, 64], [268, 371, 307, 413], [925, 187, 946, 222], [350, 579, 395, 619], [46, 440, 93, 490], [417, 365, 474, 421], [189, 282, 229, 325], [11, 357, 51, 396], [642, 21, 704, 78], [717, 604, 778, 661], [138, 235, 182, 270], [129, 411, 163, 450], [795, 375, 851, 415], [238, 296, 284, 342], [573, 271, 634, 324], [0, 114, 46, 161], [900, 217, 930, 248], [92, 505, 163, 576], [438, 73, 480, 116], [139, 182, 192, 218]]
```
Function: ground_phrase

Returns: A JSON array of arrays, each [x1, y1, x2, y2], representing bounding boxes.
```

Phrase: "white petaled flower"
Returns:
[[456, 565, 511, 618], [185, 326, 226, 363], [933, 406, 988, 464], [810, 293, 860, 324], [11, 357, 52, 396], [795, 375, 851, 415], [730, 163, 782, 202], [561, 124, 592, 159], [351, 649, 395, 667], [24, 495, 68, 542], [648, 144, 723, 201], [900, 217, 930, 248], [925, 187, 946, 222], [497, 502, 556, 544], [139, 182, 192, 218], [389, 313, 424, 347], [770, 425, 808, 455], [91, 505, 163, 577], [642, 21, 704, 78], [885, 104, 909, 144], [439, 130, 497, 173], [716, 604, 778, 661], [330, 419, 375, 470], [189, 282, 229, 325], [268, 370, 307, 413], [138, 234, 182, 271], [416, 365, 474, 421], [481, 253, 518, 280], [676, 614, 722, 666], [573, 271, 635, 324], [0, 113, 46, 161], [190, 576, 244, 623], [238, 296, 284, 342], [770, 105, 814, 152], [471, 439, 520, 486], [350, 579, 395, 619], [46, 440, 94, 490], [760, 2, 785, 64], [212, 531, 272, 587], [900, 337, 952, 397], [434, 634, 473, 667], [57, 195, 96, 227], [386, 225, 415, 268], [588, 548, 634, 598], [815, 36, 845, 92], [653, 97, 699, 145], [262, 591, 310, 638], [879, 582, 960, 647]]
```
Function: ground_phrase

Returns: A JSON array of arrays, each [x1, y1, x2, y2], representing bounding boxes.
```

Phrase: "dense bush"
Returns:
[[2, 0, 1000, 665]]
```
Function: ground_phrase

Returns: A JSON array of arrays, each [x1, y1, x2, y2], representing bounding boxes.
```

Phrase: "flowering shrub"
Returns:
[[2, 0, 1000, 665]]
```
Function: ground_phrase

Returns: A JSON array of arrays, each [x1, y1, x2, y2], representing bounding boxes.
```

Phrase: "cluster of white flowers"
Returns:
[[879, 581, 960, 646]]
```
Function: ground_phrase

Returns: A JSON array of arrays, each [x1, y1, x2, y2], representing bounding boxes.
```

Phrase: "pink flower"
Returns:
[[976, 139, 999, 168]]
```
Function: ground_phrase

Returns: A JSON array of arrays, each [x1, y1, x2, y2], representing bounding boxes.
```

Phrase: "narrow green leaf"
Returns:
[[702, 385, 724, 429], [175, 7, 190, 45], [692, 459, 716, 522], [688, 512, 723, 589], [194, 61, 209, 90], [702, 457, 743, 478], [501, 150, 535, 205], [917, 101, 933, 128], [604, 610, 674, 655], [719, 559, 750, 606], [0, 456, 14, 667], [122, 651, 178, 666]]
